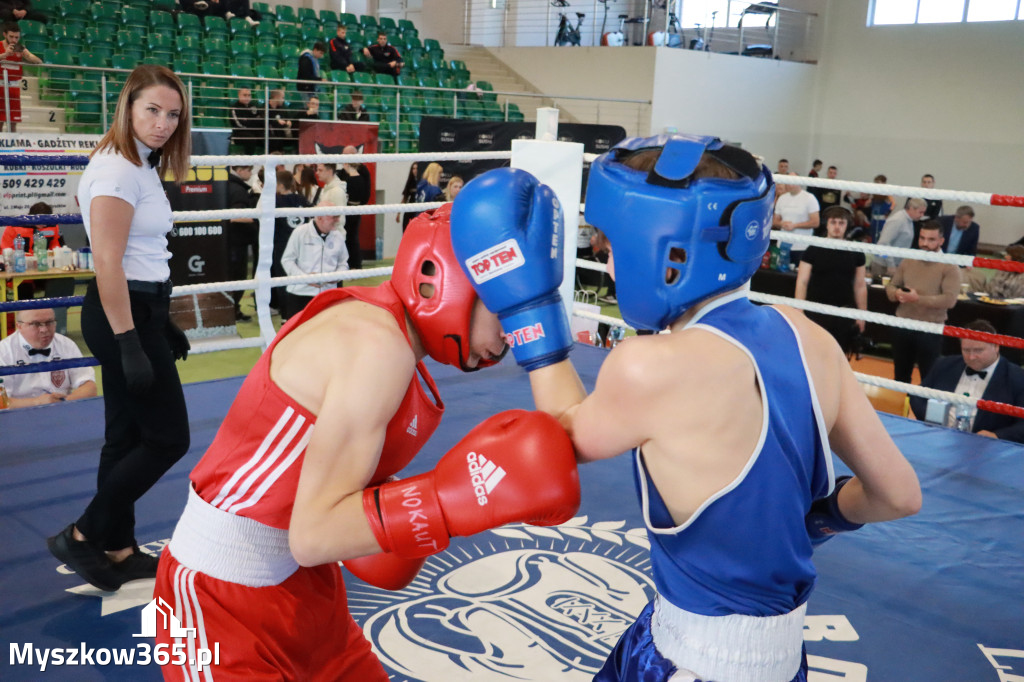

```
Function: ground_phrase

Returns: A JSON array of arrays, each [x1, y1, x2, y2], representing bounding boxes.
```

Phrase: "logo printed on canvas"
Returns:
[[464, 239, 525, 284]]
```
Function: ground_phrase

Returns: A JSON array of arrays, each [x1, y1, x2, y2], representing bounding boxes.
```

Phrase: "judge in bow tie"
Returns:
[[909, 318, 1024, 442], [0, 308, 96, 408]]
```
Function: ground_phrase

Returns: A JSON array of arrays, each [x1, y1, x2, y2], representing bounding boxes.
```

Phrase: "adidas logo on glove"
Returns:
[[467, 452, 507, 506]]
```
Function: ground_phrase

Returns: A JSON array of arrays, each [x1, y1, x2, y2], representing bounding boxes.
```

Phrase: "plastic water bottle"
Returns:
[[12, 234, 26, 273], [34, 231, 48, 271], [955, 394, 972, 432], [0, 378, 9, 409], [375, 236, 383, 261], [778, 242, 792, 272]]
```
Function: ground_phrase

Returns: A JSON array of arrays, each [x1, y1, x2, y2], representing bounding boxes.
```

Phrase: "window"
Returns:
[[870, 0, 1024, 24]]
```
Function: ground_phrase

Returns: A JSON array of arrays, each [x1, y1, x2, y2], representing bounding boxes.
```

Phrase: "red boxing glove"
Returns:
[[343, 552, 426, 591], [362, 410, 580, 559]]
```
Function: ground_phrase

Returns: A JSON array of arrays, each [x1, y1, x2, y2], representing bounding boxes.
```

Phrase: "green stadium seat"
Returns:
[[40, 48, 75, 92], [19, 20, 47, 42], [320, 9, 340, 25], [374, 72, 396, 86], [229, 17, 255, 36], [300, 24, 324, 44], [359, 15, 378, 30], [449, 59, 467, 72], [278, 23, 301, 43], [60, 0, 92, 21], [252, 2, 272, 17], [91, 3, 121, 30], [255, 38, 277, 54], [231, 36, 255, 56], [140, 55, 165, 66], [147, 31, 174, 56], [297, 7, 318, 24], [121, 7, 148, 31], [276, 44, 298, 63], [203, 37, 230, 60], [256, 64, 282, 80], [177, 58, 203, 76], [379, 17, 397, 31], [150, 10, 175, 32], [275, 4, 298, 24], [352, 71, 375, 86], [116, 47, 145, 63], [475, 80, 496, 101], [397, 138, 418, 153], [328, 70, 352, 83], [340, 12, 359, 28], [111, 53, 138, 71], [396, 74, 418, 88], [404, 35, 423, 51], [177, 34, 201, 56], [252, 21, 277, 38], [423, 38, 442, 53], [49, 24, 84, 51], [205, 16, 230, 38], [88, 45, 116, 63], [397, 19, 416, 32], [31, 0, 59, 14], [82, 26, 106, 46]]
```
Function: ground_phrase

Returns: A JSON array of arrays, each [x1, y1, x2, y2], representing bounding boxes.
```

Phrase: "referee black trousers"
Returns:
[[79, 282, 190, 551]]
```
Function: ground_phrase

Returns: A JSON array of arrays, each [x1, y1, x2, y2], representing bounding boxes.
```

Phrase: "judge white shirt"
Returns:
[[0, 332, 96, 399]]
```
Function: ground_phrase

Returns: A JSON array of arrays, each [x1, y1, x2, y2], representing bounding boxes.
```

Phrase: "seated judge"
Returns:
[[910, 318, 1024, 442], [0, 308, 97, 408]]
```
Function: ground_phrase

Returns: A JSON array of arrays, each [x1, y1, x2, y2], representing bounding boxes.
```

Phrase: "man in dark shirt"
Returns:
[[338, 146, 372, 269], [363, 31, 403, 78], [229, 87, 263, 155], [809, 165, 842, 233], [297, 41, 326, 102], [225, 165, 259, 321], [0, 0, 48, 23], [329, 24, 358, 74], [338, 89, 368, 122], [266, 88, 294, 153]]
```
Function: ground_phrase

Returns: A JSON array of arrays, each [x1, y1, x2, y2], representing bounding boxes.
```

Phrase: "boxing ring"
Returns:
[[2, 140, 1024, 680]]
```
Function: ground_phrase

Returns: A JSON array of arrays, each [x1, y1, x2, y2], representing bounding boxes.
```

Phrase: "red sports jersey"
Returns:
[[189, 284, 444, 529], [0, 45, 22, 123]]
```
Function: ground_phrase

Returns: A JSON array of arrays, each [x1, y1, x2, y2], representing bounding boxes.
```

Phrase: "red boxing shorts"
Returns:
[[154, 548, 388, 681]]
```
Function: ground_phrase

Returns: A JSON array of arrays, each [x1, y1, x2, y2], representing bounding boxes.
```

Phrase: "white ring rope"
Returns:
[[173, 201, 446, 222], [770, 230, 977, 268], [770, 174, 999, 206], [191, 150, 513, 167]]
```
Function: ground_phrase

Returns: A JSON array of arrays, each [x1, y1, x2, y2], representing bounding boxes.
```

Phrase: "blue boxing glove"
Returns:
[[806, 476, 864, 547], [450, 168, 572, 371]]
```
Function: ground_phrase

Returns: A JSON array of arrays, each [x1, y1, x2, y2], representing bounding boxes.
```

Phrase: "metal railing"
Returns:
[[4, 61, 651, 142]]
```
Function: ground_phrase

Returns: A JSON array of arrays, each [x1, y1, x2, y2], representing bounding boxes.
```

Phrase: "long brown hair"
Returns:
[[91, 64, 192, 184]]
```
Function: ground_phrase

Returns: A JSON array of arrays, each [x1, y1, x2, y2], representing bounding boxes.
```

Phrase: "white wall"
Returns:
[[812, 0, 1024, 245]]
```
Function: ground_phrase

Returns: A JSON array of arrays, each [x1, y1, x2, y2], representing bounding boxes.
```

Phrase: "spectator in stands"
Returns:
[[808, 159, 822, 177], [885, 220, 960, 384], [0, 307, 96, 408], [280, 203, 348, 320], [229, 86, 262, 155], [444, 175, 464, 202], [921, 173, 942, 220], [874, 197, 928, 276], [329, 24, 358, 75], [363, 31, 403, 78], [225, 165, 258, 322], [338, 146, 371, 269], [255, 169, 307, 313], [938, 205, 980, 256], [302, 95, 321, 120], [223, 0, 260, 25], [772, 172, 819, 267], [397, 161, 418, 231], [866, 174, 896, 243], [413, 162, 444, 219], [313, 162, 347, 209], [297, 41, 326, 103], [1, 21, 42, 132], [910, 319, 1024, 442], [297, 166, 318, 204], [775, 158, 788, 175], [266, 88, 293, 153], [0, 1, 47, 24], [809, 164, 841, 229], [181, 0, 259, 26], [794, 206, 867, 354], [338, 89, 368, 121]]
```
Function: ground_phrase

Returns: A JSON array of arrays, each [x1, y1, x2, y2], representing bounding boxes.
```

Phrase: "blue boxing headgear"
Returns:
[[585, 134, 775, 331]]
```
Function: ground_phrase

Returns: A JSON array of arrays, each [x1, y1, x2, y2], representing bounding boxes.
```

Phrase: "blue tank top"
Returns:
[[634, 291, 834, 617]]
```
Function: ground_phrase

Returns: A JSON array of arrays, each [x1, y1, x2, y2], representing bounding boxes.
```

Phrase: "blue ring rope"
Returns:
[[0, 356, 99, 377]]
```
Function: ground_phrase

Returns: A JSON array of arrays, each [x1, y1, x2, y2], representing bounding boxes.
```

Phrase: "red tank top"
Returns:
[[190, 284, 445, 529]]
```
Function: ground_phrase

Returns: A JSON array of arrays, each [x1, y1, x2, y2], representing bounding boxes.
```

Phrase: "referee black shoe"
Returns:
[[112, 545, 160, 586], [47, 524, 120, 592]]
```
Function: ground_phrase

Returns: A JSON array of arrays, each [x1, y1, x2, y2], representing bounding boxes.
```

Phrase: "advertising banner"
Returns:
[[0, 132, 99, 215], [165, 128, 231, 285], [298, 120, 378, 257]]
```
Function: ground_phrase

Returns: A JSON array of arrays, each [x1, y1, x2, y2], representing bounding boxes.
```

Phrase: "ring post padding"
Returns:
[[512, 138, 586, 331], [255, 161, 279, 348]]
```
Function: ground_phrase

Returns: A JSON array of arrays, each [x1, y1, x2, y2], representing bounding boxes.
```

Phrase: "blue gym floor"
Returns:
[[2, 343, 1022, 681]]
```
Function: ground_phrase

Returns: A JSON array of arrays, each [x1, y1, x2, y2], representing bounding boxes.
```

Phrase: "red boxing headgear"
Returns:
[[391, 204, 502, 371]]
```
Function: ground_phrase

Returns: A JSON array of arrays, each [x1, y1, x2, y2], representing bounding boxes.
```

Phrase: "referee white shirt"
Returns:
[[77, 138, 175, 282], [0, 331, 96, 399]]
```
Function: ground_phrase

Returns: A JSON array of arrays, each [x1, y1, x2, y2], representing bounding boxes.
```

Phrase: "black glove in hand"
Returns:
[[114, 329, 154, 395], [165, 318, 191, 361]]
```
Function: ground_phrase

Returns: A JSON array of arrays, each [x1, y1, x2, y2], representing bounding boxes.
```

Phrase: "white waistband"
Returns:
[[168, 484, 299, 587], [651, 595, 806, 682]]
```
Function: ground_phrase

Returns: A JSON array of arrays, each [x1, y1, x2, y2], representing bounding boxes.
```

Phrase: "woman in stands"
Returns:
[[397, 161, 419, 231], [444, 175, 465, 202], [414, 162, 445, 214], [46, 64, 193, 593]]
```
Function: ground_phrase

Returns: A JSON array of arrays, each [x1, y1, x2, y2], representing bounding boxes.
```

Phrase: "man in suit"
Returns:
[[910, 318, 1024, 442], [938, 205, 980, 256]]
